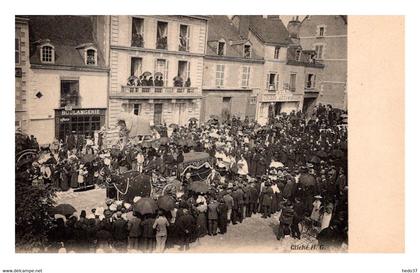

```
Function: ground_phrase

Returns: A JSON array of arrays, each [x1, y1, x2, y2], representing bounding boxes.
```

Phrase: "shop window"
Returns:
[[306, 74, 316, 89], [85, 48, 97, 65], [217, 40, 225, 56], [179, 24, 190, 51], [41, 44, 54, 64], [274, 46, 280, 59], [215, 64, 225, 87], [156, 21, 168, 50], [132, 17, 144, 47], [243, 44, 251, 58], [60, 80, 80, 107]]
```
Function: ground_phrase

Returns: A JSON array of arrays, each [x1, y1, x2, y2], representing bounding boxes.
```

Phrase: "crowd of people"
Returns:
[[16, 104, 348, 252]]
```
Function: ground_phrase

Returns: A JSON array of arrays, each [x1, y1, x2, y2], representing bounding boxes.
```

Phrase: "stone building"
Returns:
[[25, 16, 109, 144], [299, 15, 347, 109], [201, 15, 264, 123], [15, 16, 30, 133], [106, 16, 208, 127]]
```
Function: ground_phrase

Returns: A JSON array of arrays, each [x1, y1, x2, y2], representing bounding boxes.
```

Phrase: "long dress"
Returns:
[[195, 205, 208, 237], [70, 167, 79, 188]]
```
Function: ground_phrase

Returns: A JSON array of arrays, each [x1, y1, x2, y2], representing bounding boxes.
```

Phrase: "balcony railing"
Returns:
[[112, 86, 200, 99], [259, 91, 303, 103], [304, 87, 319, 93]]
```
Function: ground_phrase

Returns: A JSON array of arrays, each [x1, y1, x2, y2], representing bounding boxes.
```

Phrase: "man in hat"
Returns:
[[223, 189, 234, 224], [277, 201, 294, 240], [112, 211, 128, 252]]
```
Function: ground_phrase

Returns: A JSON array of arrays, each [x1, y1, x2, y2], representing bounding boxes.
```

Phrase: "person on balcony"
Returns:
[[146, 76, 154, 86], [184, 78, 191, 87], [173, 76, 183, 87]]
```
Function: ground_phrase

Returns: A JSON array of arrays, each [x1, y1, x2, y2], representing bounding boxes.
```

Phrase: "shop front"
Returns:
[[54, 108, 106, 142]]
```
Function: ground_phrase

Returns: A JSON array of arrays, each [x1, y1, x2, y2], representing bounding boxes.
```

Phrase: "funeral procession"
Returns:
[[15, 15, 348, 253]]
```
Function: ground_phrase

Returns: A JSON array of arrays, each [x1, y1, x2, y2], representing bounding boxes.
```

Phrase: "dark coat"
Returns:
[[112, 218, 128, 241]]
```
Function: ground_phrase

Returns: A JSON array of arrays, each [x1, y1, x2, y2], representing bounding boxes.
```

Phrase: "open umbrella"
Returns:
[[189, 181, 209, 193], [309, 155, 321, 164], [169, 123, 179, 129], [316, 150, 329, 159], [81, 154, 95, 163], [50, 204, 77, 216], [142, 71, 152, 77], [133, 197, 157, 215], [157, 195, 176, 211], [299, 174, 316, 187]]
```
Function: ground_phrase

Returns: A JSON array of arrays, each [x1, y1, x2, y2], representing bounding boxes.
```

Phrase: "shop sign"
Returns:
[[59, 109, 105, 116]]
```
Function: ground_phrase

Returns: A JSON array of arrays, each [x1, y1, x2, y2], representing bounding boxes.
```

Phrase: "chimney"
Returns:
[[233, 15, 251, 39], [287, 16, 301, 39]]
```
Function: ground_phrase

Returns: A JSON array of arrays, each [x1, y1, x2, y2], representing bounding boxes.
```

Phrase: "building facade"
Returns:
[[107, 16, 208, 127], [299, 15, 347, 109], [15, 17, 30, 133], [26, 16, 109, 144], [201, 16, 264, 123], [232, 15, 324, 124]]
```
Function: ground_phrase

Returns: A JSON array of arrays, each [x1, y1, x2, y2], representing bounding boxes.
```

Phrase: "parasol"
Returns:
[[189, 181, 210, 193], [133, 197, 157, 215], [157, 195, 176, 211], [49, 204, 77, 216], [309, 155, 321, 164], [81, 154, 95, 163], [299, 174, 316, 187]]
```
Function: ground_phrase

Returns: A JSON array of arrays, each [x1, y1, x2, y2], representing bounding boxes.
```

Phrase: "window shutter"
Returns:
[[276, 74, 279, 90], [165, 60, 169, 86], [187, 25, 190, 51], [266, 74, 269, 89], [187, 61, 191, 79], [313, 75, 316, 88]]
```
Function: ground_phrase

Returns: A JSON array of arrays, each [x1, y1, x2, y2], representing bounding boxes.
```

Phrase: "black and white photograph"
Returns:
[[14, 15, 349, 253]]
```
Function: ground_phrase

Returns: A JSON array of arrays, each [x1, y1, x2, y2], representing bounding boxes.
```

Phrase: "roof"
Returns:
[[27, 16, 106, 69], [206, 15, 263, 60], [234, 15, 291, 45]]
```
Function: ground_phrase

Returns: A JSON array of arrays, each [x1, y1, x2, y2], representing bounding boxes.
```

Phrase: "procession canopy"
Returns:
[[117, 112, 153, 137], [178, 152, 213, 182]]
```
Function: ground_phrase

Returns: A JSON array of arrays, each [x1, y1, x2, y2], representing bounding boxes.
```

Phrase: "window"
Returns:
[[85, 48, 97, 65], [41, 45, 54, 63], [266, 73, 279, 90], [217, 41, 225, 56], [314, 44, 324, 60], [133, 104, 141, 116], [179, 24, 190, 51], [216, 64, 225, 87], [317, 25, 325, 37], [176, 61, 190, 87], [130, 57, 142, 77], [249, 96, 257, 105], [295, 49, 301, 61], [132, 17, 144, 47], [15, 37, 20, 64], [274, 47, 280, 59], [156, 21, 168, 50], [289, 73, 297, 91], [241, 66, 251, 88], [60, 80, 79, 107], [306, 74, 316, 89], [243, 44, 251, 58], [155, 59, 168, 86]]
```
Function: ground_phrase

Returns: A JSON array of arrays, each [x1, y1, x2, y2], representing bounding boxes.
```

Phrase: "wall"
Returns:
[[202, 59, 264, 90], [27, 69, 108, 144], [299, 15, 347, 109]]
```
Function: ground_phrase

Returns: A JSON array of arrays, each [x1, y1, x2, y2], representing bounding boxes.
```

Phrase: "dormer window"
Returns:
[[217, 40, 225, 56], [295, 49, 301, 61], [243, 44, 251, 58], [317, 25, 326, 37], [40, 44, 54, 64], [85, 48, 97, 65]]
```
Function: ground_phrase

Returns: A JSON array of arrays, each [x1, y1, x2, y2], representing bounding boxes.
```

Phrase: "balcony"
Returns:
[[111, 86, 201, 99]]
